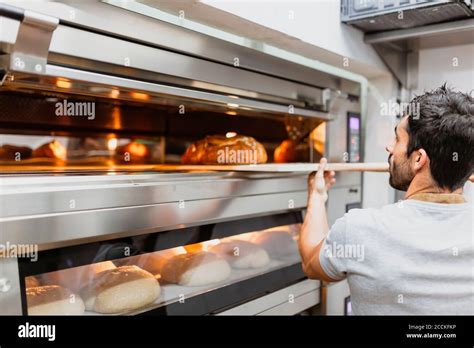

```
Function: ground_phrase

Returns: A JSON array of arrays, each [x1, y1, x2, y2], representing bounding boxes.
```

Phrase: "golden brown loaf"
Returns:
[[0, 144, 32, 161], [182, 134, 267, 164], [32, 140, 66, 160], [274, 139, 309, 163], [116, 141, 150, 161]]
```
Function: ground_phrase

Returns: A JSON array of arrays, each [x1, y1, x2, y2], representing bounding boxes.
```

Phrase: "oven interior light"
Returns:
[[226, 111, 237, 116], [226, 132, 237, 138], [109, 89, 120, 98], [107, 138, 118, 151], [131, 92, 149, 100], [56, 78, 72, 89], [89, 86, 112, 93]]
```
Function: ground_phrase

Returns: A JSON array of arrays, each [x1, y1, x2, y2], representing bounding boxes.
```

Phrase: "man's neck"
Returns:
[[405, 175, 463, 199]]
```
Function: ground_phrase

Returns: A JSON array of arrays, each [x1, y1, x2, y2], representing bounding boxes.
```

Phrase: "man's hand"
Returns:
[[308, 158, 336, 202]]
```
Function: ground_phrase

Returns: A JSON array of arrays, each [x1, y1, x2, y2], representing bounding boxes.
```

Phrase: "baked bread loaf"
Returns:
[[27, 285, 85, 315], [274, 139, 308, 163], [0, 144, 32, 161], [159, 251, 231, 286], [116, 141, 150, 162], [182, 134, 267, 164], [81, 265, 160, 314], [119, 253, 164, 276], [32, 140, 66, 160], [41, 261, 116, 292], [209, 240, 270, 269], [252, 231, 298, 258]]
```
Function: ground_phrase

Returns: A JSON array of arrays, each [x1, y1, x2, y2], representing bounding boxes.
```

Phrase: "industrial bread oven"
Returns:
[[0, 1, 362, 315]]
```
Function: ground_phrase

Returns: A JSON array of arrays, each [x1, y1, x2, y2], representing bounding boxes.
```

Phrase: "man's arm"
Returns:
[[298, 158, 339, 282]]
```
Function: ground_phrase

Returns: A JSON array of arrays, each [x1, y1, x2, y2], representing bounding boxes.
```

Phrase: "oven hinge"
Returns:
[[0, 4, 58, 75]]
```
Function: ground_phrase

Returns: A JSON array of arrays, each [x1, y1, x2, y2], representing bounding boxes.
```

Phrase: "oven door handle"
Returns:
[[0, 3, 59, 76]]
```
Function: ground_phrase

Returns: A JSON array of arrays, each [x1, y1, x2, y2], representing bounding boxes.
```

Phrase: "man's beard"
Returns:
[[388, 155, 414, 191]]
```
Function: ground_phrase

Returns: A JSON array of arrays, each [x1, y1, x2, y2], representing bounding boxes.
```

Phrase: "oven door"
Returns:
[[18, 212, 313, 316]]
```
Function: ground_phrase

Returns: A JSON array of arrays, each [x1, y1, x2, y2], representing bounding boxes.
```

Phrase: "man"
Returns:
[[298, 85, 473, 315]]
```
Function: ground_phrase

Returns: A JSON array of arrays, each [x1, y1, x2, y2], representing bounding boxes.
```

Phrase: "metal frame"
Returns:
[[0, 257, 21, 315], [1, 65, 333, 120], [0, 1, 362, 118], [0, 172, 308, 250], [364, 18, 474, 88], [341, 0, 472, 21], [0, 0, 359, 95], [218, 279, 320, 315], [0, 1, 367, 316]]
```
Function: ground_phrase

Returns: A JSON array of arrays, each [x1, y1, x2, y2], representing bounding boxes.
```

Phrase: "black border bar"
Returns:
[[0, 4, 24, 21]]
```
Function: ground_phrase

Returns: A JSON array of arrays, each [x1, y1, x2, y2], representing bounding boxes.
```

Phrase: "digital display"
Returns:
[[349, 116, 360, 130], [347, 113, 361, 163]]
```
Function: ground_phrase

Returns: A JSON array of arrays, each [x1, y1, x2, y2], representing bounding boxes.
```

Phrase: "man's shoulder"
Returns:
[[341, 203, 402, 231], [344, 202, 399, 220]]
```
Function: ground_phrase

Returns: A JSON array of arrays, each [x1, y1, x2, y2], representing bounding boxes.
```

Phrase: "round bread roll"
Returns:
[[209, 240, 270, 269], [41, 261, 116, 292], [274, 139, 309, 163], [81, 265, 160, 314], [32, 140, 66, 160], [252, 231, 298, 259], [25, 276, 41, 288], [159, 251, 231, 287], [0, 144, 32, 161], [27, 285, 85, 315], [182, 134, 267, 164], [117, 248, 183, 276]]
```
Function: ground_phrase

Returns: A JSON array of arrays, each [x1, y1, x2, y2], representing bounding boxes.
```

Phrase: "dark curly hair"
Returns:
[[405, 84, 473, 191]]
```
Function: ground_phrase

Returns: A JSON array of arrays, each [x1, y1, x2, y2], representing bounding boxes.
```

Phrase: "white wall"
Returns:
[[363, 76, 399, 208], [414, 44, 474, 203], [415, 44, 474, 95], [200, 0, 389, 78]]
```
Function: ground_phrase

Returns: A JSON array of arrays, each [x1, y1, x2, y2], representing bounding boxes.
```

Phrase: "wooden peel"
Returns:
[[152, 162, 391, 173], [1, 161, 472, 181], [156, 163, 474, 184]]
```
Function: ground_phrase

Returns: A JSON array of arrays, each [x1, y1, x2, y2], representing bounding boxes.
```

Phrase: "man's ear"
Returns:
[[413, 148, 429, 172]]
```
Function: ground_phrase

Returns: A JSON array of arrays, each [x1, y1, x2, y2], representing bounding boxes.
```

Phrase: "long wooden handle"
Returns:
[[322, 163, 474, 184], [319, 162, 389, 172]]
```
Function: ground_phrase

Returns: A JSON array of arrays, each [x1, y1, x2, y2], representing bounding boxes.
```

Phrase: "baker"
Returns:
[[298, 85, 473, 315]]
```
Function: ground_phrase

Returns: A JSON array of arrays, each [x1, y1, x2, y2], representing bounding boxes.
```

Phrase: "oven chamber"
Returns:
[[0, 1, 362, 315]]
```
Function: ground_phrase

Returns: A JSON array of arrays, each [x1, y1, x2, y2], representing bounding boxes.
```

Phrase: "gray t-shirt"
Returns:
[[319, 199, 473, 315]]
